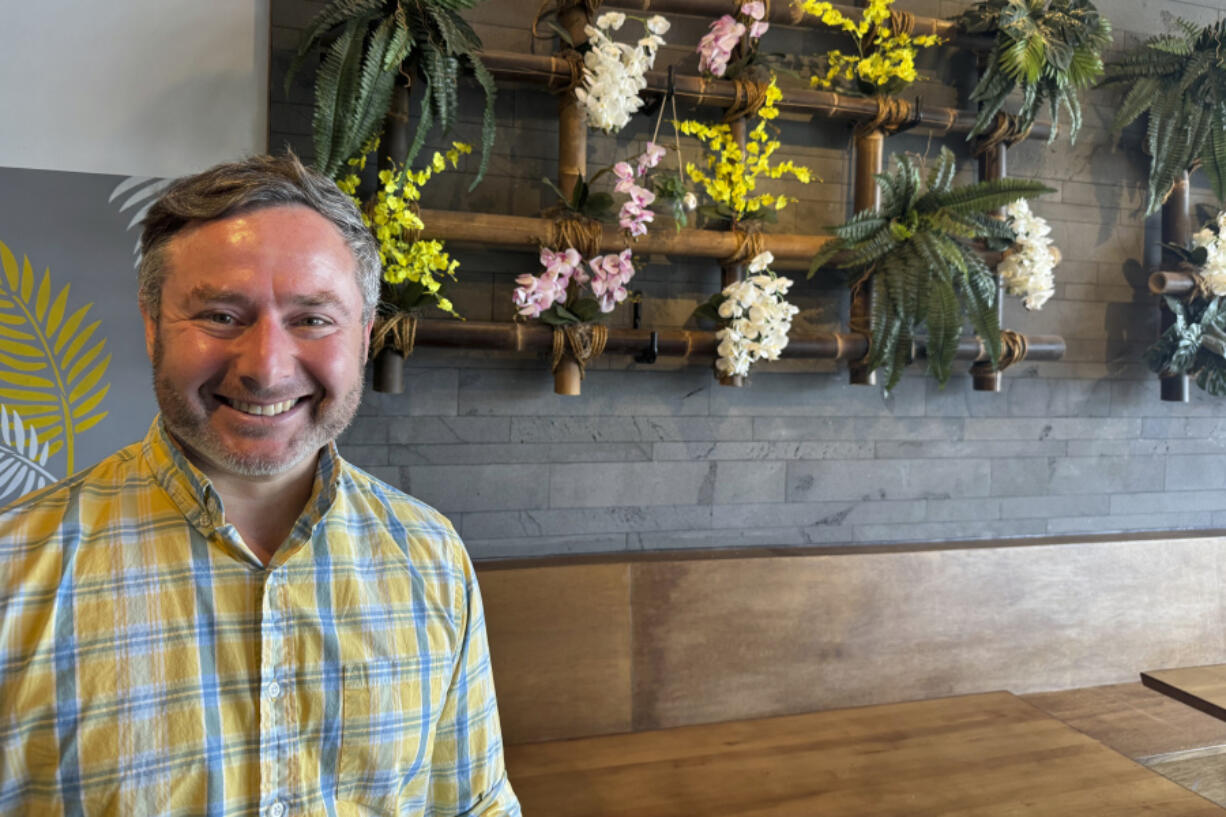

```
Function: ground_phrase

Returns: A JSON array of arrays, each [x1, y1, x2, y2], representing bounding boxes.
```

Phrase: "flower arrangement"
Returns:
[[693, 252, 800, 377], [697, 1, 771, 78], [337, 139, 472, 317], [808, 147, 1053, 390], [575, 12, 670, 133], [957, 0, 1111, 145], [678, 77, 814, 224], [799, 0, 943, 95], [1143, 212, 1226, 394], [999, 199, 1059, 311], [1103, 18, 1226, 214], [513, 247, 637, 324]]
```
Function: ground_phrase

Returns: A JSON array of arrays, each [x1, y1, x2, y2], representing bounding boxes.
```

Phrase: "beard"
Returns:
[[151, 332, 364, 478]]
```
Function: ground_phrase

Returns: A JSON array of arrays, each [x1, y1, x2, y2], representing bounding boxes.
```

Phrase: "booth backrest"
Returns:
[[477, 533, 1226, 745]]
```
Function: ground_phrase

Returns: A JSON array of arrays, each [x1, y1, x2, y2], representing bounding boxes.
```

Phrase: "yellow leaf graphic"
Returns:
[[0, 239, 113, 474], [68, 354, 110, 403], [35, 269, 50, 322]]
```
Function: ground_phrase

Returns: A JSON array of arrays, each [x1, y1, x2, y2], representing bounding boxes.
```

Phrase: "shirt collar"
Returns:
[[140, 415, 342, 563]]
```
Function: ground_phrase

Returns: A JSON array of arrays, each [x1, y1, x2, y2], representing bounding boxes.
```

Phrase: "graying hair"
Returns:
[[138, 153, 380, 322]]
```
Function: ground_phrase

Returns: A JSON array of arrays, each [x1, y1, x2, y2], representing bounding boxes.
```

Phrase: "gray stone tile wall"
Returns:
[[272, 0, 1226, 559]]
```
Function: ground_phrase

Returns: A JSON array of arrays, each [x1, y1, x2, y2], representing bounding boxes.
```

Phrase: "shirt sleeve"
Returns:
[[427, 547, 522, 817]]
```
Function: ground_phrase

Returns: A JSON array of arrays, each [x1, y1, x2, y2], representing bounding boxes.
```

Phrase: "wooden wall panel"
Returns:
[[477, 563, 632, 744], [630, 537, 1226, 730]]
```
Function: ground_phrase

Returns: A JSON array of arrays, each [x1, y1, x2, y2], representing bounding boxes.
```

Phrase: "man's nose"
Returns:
[[233, 317, 296, 389]]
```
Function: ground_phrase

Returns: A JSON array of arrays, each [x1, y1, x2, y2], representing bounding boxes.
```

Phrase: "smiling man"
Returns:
[[0, 155, 521, 816]]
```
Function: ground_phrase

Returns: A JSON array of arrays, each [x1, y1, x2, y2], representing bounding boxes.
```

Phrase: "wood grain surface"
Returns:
[[477, 563, 632, 744], [1023, 682, 1226, 760], [505, 692, 1226, 816], [1142, 665, 1226, 724]]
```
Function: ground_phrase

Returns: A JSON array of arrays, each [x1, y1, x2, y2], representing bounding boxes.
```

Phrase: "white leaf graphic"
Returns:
[[0, 404, 54, 507]]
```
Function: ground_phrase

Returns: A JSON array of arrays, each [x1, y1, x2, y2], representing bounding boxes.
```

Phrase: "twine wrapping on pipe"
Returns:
[[546, 49, 586, 92], [548, 215, 605, 258], [721, 227, 766, 267], [533, 0, 604, 40], [721, 78, 772, 123], [855, 96, 914, 137], [971, 111, 1034, 156], [551, 323, 609, 377], [996, 329, 1029, 371], [370, 312, 419, 358]]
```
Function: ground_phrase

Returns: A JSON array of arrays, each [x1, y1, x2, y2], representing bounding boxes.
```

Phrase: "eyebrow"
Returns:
[[186, 285, 355, 316]]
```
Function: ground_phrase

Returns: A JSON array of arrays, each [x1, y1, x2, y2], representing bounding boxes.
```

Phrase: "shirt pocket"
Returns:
[[336, 660, 428, 812]]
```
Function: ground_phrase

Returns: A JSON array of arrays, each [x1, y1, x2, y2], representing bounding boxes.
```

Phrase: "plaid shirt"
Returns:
[[0, 418, 520, 817]]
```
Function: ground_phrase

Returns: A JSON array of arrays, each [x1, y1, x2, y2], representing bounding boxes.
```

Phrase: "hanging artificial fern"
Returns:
[[1102, 18, 1226, 215], [287, 0, 497, 187], [808, 148, 1053, 391], [958, 0, 1111, 144], [1145, 295, 1226, 395]]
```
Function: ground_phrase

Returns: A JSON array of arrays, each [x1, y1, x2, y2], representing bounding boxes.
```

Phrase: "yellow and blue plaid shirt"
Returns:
[[0, 417, 520, 817]]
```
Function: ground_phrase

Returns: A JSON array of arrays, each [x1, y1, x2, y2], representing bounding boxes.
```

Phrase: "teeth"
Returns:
[[230, 399, 297, 417]]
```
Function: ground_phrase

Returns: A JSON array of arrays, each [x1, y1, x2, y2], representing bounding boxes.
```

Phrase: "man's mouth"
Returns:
[[217, 396, 304, 417]]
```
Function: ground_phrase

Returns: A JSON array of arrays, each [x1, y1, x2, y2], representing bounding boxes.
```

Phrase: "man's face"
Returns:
[[144, 205, 371, 481]]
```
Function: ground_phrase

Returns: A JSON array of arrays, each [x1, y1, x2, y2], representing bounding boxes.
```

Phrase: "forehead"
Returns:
[[162, 205, 360, 306]]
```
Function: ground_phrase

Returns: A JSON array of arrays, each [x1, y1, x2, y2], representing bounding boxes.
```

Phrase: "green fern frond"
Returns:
[[924, 177, 1055, 215], [924, 277, 962, 385]]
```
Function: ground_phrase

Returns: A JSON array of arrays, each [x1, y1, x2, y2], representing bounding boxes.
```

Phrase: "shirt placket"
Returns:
[[259, 568, 290, 817]]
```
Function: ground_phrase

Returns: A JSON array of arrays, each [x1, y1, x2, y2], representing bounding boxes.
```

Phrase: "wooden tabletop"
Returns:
[[1143, 664, 1226, 723], [505, 691, 1226, 816]]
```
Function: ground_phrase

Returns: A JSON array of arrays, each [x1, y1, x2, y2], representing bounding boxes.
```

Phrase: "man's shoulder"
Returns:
[[332, 457, 468, 563], [0, 441, 145, 533]]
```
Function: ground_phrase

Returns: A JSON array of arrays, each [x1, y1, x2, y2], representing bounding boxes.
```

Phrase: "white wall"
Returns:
[[2, 0, 269, 177]]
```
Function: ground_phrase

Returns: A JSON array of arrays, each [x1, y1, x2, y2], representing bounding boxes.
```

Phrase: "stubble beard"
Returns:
[[151, 332, 364, 478]]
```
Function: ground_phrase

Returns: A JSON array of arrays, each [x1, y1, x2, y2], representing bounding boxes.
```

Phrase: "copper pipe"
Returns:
[[410, 319, 1066, 362], [1160, 172, 1191, 402], [604, 0, 992, 48], [556, 5, 590, 199], [418, 208, 831, 268], [848, 128, 883, 386], [478, 51, 1053, 140], [1148, 270, 1197, 296], [971, 140, 1007, 392]]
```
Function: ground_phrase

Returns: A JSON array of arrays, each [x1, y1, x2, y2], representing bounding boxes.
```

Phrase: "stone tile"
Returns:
[[550, 462, 717, 508], [875, 440, 1067, 459], [653, 441, 874, 460], [458, 369, 712, 416], [404, 464, 549, 513], [965, 417, 1142, 441], [853, 519, 1048, 544], [510, 416, 752, 443], [1000, 494, 1111, 519], [787, 459, 992, 503], [710, 373, 926, 417], [390, 442, 651, 466], [629, 526, 851, 550], [465, 533, 629, 560], [714, 462, 786, 505], [1110, 490, 1226, 515], [1046, 513, 1215, 535], [361, 368, 459, 416], [1168, 455, 1226, 492], [460, 505, 713, 540], [386, 416, 511, 445], [754, 416, 965, 441], [925, 498, 1001, 522], [711, 500, 926, 530]]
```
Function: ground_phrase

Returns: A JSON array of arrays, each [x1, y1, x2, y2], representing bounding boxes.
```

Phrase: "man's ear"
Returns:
[[140, 305, 157, 362]]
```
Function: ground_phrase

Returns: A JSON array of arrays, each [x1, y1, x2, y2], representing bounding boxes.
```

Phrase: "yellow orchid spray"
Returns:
[[799, 0, 943, 95], [336, 138, 472, 316], [677, 77, 813, 224]]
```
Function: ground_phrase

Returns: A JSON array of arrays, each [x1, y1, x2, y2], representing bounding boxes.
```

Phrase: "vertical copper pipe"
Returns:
[[1160, 172, 1191, 402], [971, 142, 1007, 392], [557, 3, 590, 199], [718, 117, 749, 387], [371, 80, 414, 394], [848, 129, 884, 385]]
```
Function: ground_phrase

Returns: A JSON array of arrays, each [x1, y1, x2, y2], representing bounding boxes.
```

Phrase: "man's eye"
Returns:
[[206, 313, 236, 325], [299, 316, 330, 327]]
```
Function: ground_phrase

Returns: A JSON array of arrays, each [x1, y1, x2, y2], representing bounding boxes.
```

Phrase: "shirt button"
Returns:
[[269, 802, 285, 817], [267, 680, 282, 699]]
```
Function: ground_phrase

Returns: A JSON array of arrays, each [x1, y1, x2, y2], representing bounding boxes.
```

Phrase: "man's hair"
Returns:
[[138, 153, 381, 322]]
